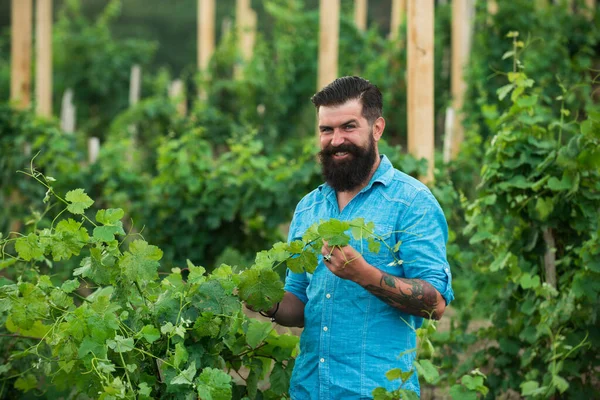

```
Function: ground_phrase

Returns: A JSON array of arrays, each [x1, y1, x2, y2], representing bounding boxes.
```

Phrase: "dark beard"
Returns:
[[318, 135, 377, 192]]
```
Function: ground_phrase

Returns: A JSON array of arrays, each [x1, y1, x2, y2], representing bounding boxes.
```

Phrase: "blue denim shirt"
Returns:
[[284, 155, 454, 399]]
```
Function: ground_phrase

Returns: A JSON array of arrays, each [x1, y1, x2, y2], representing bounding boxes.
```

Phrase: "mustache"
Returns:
[[319, 143, 363, 157]]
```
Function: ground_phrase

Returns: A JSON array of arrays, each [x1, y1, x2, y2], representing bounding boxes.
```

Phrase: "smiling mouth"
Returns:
[[333, 152, 349, 157]]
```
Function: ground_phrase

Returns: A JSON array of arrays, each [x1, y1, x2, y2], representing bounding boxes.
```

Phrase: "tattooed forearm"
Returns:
[[364, 272, 441, 319]]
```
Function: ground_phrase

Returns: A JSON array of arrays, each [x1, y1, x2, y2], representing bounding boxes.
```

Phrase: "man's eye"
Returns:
[[344, 125, 355, 130]]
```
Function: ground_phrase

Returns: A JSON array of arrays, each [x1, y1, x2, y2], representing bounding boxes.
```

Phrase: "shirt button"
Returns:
[[320, 358, 325, 363], [323, 326, 328, 332], [326, 293, 331, 299]]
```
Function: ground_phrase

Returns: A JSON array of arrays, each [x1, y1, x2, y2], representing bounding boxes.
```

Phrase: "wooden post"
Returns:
[[354, 0, 368, 31], [11, 0, 33, 109], [487, 0, 498, 15], [60, 89, 75, 133], [88, 137, 100, 164], [389, 0, 406, 40], [169, 80, 187, 116], [35, 0, 52, 117], [317, 0, 340, 92], [449, 0, 470, 160], [407, 0, 435, 184], [198, 0, 215, 98], [585, 0, 595, 18], [237, 0, 256, 62], [129, 65, 141, 107]]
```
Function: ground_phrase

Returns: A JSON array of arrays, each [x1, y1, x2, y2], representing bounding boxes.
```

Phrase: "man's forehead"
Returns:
[[318, 99, 364, 124]]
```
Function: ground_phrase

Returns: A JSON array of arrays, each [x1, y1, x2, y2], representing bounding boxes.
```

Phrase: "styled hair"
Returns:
[[311, 76, 383, 124]]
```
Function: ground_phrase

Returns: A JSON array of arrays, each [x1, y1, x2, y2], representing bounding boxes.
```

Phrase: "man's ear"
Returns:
[[372, 117, 385, 141]]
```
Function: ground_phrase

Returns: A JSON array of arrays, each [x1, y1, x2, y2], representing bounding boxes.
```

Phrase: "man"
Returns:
[[260, 76, 454, 398]]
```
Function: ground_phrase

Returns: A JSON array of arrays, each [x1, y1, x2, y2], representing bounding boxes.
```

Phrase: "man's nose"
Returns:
[[331, 128, 345, 147]]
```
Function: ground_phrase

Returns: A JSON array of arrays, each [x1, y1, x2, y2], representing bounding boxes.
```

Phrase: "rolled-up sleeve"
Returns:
[[397, 190, 454, 305]]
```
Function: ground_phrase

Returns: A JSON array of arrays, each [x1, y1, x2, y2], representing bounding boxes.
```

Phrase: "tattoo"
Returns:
[[364, 272, 440, 319]]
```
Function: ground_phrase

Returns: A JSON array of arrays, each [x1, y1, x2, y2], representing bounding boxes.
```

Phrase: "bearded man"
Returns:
[[259, 76, 454, 398]]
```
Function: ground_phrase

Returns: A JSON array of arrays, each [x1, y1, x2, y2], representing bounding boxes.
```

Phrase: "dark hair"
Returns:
[[311, 76, 383, 124]]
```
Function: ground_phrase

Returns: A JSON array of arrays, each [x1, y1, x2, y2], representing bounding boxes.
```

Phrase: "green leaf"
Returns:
[[318, 219, 350, 246], [497, 84, 515, 100], [535, 197, 554, 220], [367, 237, 381, 253], [15, 234, 44, 261], [392, 240, 402, 253], [385, 368, 402, 381], [65, 189, 94, 215], [414, 360, 439, 383], [187, 260, 206, 284], [516, 95, 538, 108], [14, 374, 37, 392], [246, 319, 273, 348], [96, 208, 124, 225], [237, 268, 284, 311], [287, 250, 318, 274], [61, 278, 80, 293], [93, 225, 123, 242], [269, 361, 293, 395], [521, 380, 540, 396], [552, 374, 569, 393], [520, 273, 541, 290], [449, 385, 477, 400], [138, 325, 161, 343], [195, 367, 232, 399], [120, 240, 163, 284], [547, 175, 572, 191], [171, 361, 197, 385], [78, 336, 106, 358], [138, 382, 152, 397], [461, 375, 484, 391], [106, 335, 134, 353], [174, 343, 188, 368]]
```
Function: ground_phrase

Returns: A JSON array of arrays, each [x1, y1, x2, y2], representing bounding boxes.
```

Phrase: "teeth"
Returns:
[[334, 152, 348, 156]]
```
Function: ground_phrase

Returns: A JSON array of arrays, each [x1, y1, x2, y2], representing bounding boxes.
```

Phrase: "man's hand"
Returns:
[[321, 241, 446, 320], [321, 241, 369, 283]]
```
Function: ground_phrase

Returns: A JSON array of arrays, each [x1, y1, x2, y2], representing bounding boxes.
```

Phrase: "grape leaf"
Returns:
[[65, 189, 94, 215], [96, 208, 124, 225], [15, 234, 44, 261], [120, 240, 163, 284], [237, 268, 284, 311], [14, 374, 37, 392], [269, 361, 293, 395], [286, 250, 318, 274], [170, 361, 197, 385], [138, 325, 160, 343], [187, 260, 206, 284], [61, 278, 80, 293], [174, 343, 188, 368], [318, 219, 350, 246], [414, 360, 439, 383], [93, 225, 123, 242], [195, 367, 232, 399], [245, 319, 272, 348], [368, 237, 381, 253], [106, 335, 134, 353]]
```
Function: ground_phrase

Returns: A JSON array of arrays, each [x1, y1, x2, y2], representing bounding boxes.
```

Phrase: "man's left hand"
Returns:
[[321, 241, 370, 283]]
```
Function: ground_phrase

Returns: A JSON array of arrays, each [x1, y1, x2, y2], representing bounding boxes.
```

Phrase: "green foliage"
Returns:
[[458, 35, 600, 398], [0, 169, 300, 399]]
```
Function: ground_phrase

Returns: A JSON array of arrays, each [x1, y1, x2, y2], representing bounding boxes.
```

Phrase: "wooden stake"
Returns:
[[389, 0, 406, 40], [407, 0, 435, 184], [354, 0, 367, 31], [129, 65, 141, 107], [450, 0, 470, 160], [198, 0, 215, 98], [35, 0, 52, 117], [11, 0, 33, 109], [585, 0, 595, 19], [60, 88, 75, 133], [317, 0, 340, 92], [237, 0, 256, 62], [88, 137, 100, 164], [487, 0, 498, 15], [169, 80, 187, 116]]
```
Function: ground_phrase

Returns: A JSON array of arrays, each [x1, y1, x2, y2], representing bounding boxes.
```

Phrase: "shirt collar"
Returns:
[[318, 154, 394, 198]]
